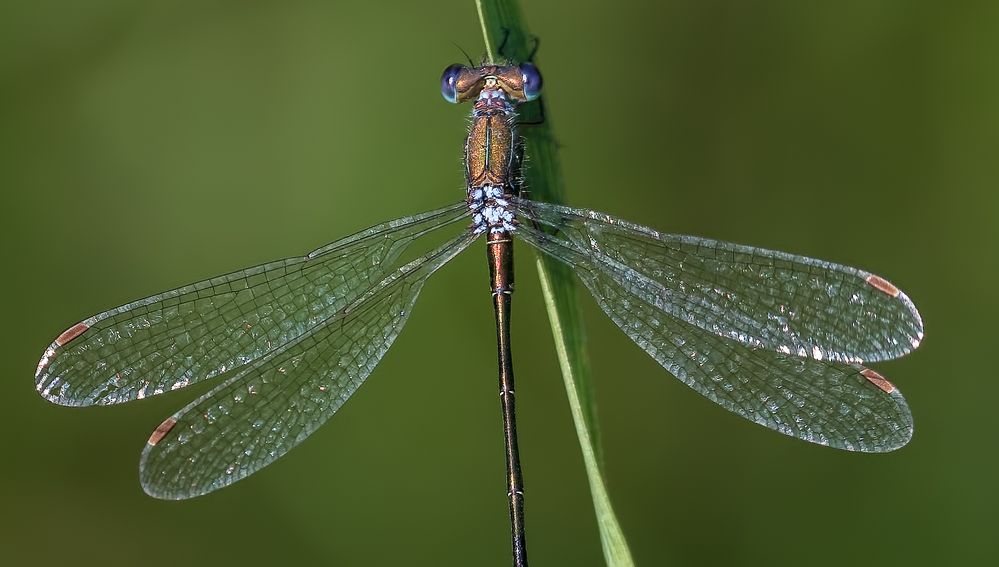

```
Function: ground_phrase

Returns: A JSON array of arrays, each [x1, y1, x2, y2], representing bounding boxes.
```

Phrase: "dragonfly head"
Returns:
[[441, 63, 542, 104]]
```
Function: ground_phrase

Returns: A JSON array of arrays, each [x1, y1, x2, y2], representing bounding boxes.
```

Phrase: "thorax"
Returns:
[[464, 89, 520, 194]]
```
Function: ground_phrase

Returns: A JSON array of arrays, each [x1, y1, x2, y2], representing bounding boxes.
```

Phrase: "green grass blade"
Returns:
[[474, 2, 634, 565]]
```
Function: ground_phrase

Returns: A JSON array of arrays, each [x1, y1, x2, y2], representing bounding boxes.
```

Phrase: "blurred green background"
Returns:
[[2, 1, 995, 565]]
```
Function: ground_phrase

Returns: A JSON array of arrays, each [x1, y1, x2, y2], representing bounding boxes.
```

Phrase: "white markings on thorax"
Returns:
[[469, 185, 516, 234]]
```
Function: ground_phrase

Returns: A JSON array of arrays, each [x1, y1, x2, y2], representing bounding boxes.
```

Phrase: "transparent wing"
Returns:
[[516, 203, 916, 451], [514, 198, 923, 364], [140, 231, 478, 499], [36, 203, 468, 406]]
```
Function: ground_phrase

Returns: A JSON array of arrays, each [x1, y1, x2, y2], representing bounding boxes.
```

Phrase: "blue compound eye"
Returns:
[[519, 62, 542, 101], [440, 64, 465, 103]]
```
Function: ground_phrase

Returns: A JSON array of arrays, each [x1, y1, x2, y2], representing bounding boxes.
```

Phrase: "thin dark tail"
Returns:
[[487, 230, 528, 567]]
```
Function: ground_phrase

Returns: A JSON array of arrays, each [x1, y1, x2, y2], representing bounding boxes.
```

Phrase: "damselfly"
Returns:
[[35, 62, 923, 567]]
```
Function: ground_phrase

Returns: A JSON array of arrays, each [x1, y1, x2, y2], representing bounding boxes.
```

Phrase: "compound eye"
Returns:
[[440, 64, 465, 103], [519, 62, 542, 101]]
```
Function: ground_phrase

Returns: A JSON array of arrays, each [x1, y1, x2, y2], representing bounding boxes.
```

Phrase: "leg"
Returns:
[[517, 98, 547, 127], [525, 36, 540, 62], [497, 27, 512, 61], [497, 29, 541, 64]]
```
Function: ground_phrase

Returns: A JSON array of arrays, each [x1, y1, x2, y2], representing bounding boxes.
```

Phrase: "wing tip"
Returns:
[[855, 366, 913, 452], [866, 414, 913, 453], [863, 272, 925, 355], [35, 345, 56, 379], [34, 362, 84, 407], [139, 422, 226, 501], [35, 319, 98, 405], [871, 380, 913, 453], [896, 287, 925, 350], [139, 478, 184, 501], [139, 441, 182, 501], [893, 421, 915, 451], [34, 344, 62, 402]]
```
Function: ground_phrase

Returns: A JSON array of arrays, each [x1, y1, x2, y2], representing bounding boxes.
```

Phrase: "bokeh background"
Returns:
[[2, 1, 995, 565]]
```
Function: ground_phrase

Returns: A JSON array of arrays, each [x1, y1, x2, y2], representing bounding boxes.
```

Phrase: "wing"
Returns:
[[515, 199, 919, 451], [36, 203, 469, 406], [140, 231, 478, 499], [514, 198, 923, 364]]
